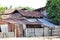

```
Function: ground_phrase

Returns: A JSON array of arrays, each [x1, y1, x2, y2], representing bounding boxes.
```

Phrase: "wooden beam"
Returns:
[[15, 24, 18, 37]]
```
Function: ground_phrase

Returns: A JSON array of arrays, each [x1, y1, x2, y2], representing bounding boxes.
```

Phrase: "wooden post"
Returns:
[[19, 24, 23, 37], [41, 24, 44, 36], [15, 24, 18, 37], [51, 28, 52, 36], [43, 28, 44, 36]]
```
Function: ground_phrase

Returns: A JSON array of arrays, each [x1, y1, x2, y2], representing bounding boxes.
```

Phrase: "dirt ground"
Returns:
[[0, 36, 60, 40]]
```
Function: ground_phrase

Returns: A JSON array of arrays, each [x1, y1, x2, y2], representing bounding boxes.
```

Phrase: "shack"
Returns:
[[0, 9, 50, 37]]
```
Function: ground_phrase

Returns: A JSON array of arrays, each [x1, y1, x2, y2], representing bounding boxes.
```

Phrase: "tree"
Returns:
[[14, 6, 34, 10], [23, 6, 34, 10], [0, 6, 8, 20], [14, 6, 23, 9], [0, 6, 7, 14], [46, 0, 60, 25]]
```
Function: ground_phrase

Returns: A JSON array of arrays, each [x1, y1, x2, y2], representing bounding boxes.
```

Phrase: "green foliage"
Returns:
[[23, 6, 34, 10], [46, 0, 60, 25], [0, 6, 7, 14], [0, 6, 8, 20], [15, 6, 35, 10], [14, 6, 23, 9]]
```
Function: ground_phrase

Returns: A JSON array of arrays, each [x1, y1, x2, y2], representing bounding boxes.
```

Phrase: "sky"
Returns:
[[0, 0, 47, 9]]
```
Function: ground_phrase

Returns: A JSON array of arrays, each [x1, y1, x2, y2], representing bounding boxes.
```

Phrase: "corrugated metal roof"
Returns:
[[5, 9, 15, 14], [18, 10, 44, 17], [2, 19, 41, 24], [4, 9, 44, 17], [26, 19, 37, 22], [0, 9, 46, 25], [38, 19, 55, 28], [0, 20, 7, 24]]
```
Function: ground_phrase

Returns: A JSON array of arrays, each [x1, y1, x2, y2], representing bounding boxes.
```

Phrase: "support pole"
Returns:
[[15, 24, 18, 37], [51, 28, 52, 36], [43, 27, 44, 36]]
